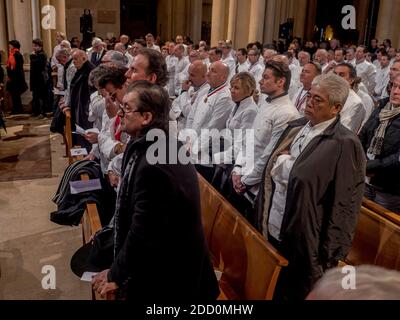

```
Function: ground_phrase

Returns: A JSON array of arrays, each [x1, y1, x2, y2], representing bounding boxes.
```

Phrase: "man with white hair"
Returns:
[[88, 37, 106, 67], [297, 51, 311, 67], [263, 49, 277, 64], [314, 49, 329, 73], [256, 73, 365, 301]]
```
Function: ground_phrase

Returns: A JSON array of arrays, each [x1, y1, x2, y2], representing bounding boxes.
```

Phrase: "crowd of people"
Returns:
[[3, 30, 400, 300]]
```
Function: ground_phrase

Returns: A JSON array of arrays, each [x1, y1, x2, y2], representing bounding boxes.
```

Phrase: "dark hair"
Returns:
[[335, 62, 357, 79], [381, 51, 389, 59], [134, 39, 146, 47], [9, 40, 21, 49], [335, 48, 347, 57], [358, 45, 367, 54], [237, 48, 247, 56], [137, 48, 168, 87], [126, 81, 170, 133], [32, 38, 43, 48], [98, 65, 128, 89], [265, 60, 291, 92], [210, 47, 222, 57], [306, 61, 322, 75]]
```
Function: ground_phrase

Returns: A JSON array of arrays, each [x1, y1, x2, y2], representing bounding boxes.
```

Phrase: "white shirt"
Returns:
[[62, 61, 77, 108], [174, 56, 190, 96], [356, 89, 374, 128], [233, 94, 300, 194], [166, 55, 179, 97], [222, 55, 236, 82], [292, 86, 309, 115], [374, 65, 390, 98], [190, 84, 235, 165], [147, 44, 161, 52], [341, 89, 366, 133], [236, 60, 250, 73], [213, 96, 258, 164], [248, 62, 264, 92], [347, 58, 356, 67], [267, 117, 336, 240], [356, 60, 377, 93], [172, 82, 210, 133]]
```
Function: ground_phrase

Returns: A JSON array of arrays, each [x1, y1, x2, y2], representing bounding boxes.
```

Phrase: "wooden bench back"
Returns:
[[347, 205, 400, 270], [198, 175, 288, 300]]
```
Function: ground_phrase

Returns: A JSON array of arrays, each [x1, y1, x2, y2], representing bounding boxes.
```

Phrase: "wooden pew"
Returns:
[[64, 111, 107, 300], [362, 197, 400, 227], [346, 203, 400, 270], [198, 175, 289, 300]]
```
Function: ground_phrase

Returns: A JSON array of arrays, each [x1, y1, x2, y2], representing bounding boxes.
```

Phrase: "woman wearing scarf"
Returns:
[[359, 73, 400, 214], [6, 40, 27, 115]]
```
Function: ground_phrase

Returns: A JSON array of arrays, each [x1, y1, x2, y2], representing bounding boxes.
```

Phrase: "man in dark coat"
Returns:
[[6, 40, 27, 114], [30, 38, 50, 118], [68, 49, 95, 150], [359, 73, 400, 213], [92, 81, 219, 301], [256, 73, 366, 300]]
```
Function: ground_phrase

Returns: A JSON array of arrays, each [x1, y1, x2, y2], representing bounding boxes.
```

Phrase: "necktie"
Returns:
[[235, 64, 239, 74]]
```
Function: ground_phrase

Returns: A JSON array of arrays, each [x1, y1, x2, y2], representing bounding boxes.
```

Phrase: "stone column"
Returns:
[[211, 0, 226, 46], [0, 0, 8, 60], [39, 0, 53, 56], [248, 0, 266, 43], [304, 0, 318, 41], [11, 0, 33, 60], [54, 0, 66, 36], [376, 0, 400, 48], [190, 0, 203, 44], [264, 0, 277, 44], [293, 0, 307, 40], [31, 0, 41, 40], [227, 0, 237, 44], [355, 0, 371, 44]]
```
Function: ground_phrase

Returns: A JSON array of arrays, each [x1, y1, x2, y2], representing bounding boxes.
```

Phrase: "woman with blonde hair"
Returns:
[[212, 72, 258, 196]]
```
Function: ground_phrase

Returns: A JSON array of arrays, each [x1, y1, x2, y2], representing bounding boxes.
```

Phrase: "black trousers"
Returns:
[[10, 91, 23, 114], [32, 90, 48, 116]]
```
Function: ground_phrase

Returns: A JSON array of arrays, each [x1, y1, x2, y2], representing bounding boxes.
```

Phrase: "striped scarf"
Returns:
[[368, 102, 400, 156]]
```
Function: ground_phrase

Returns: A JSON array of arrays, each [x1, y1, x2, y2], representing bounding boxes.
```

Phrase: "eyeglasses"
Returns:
[[118, 104, 141, 116]]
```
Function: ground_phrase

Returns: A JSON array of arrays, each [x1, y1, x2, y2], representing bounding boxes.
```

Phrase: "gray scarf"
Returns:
[[368, 103, 400, 156]]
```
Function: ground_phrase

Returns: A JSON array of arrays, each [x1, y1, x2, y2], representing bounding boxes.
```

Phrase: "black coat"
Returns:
[[359, 98, 400, 195], [6, 51, 27, 95], [256, 117, 366, 300], [30, 50, 48, 92], [108, 134, 220, 301]]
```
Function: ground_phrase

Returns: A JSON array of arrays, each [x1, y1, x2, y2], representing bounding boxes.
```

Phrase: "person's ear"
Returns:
[[332, 103, 342, 116], [147, 73, 157, 84], [141, 112, 153, 126]]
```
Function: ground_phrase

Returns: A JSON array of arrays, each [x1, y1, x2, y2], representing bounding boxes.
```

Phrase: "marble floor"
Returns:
[[0, 116, 91, 300]]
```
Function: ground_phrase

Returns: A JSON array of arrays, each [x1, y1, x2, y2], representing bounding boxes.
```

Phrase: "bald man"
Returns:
[[114, 42, 132, 66], [171, 60, 210, 132], [190, 61, 235, 181]]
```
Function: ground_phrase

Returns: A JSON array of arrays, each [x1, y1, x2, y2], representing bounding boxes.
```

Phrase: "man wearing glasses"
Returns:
[[256, 73, 365, 300]]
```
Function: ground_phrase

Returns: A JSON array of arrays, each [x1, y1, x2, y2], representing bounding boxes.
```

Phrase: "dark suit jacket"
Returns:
[[256, 116, 366, 300], [90, 49, 106, 67], [109, 134, 219, 301]]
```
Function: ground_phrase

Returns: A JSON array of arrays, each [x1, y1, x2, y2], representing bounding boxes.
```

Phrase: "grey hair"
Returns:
[[92, 37, 102, 47], [308, 265, 400, 300], [60, 40, 71, 49], [55, 48, 71, 58], [104, 50, 128, 65], [312, 73, 350, 107], [264, 49, 277, 56], [88, 65, 113, 88]]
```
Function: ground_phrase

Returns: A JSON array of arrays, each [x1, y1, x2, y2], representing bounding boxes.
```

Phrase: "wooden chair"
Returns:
[[346, 204, 400, 270], [198, 175, 288, 300]]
